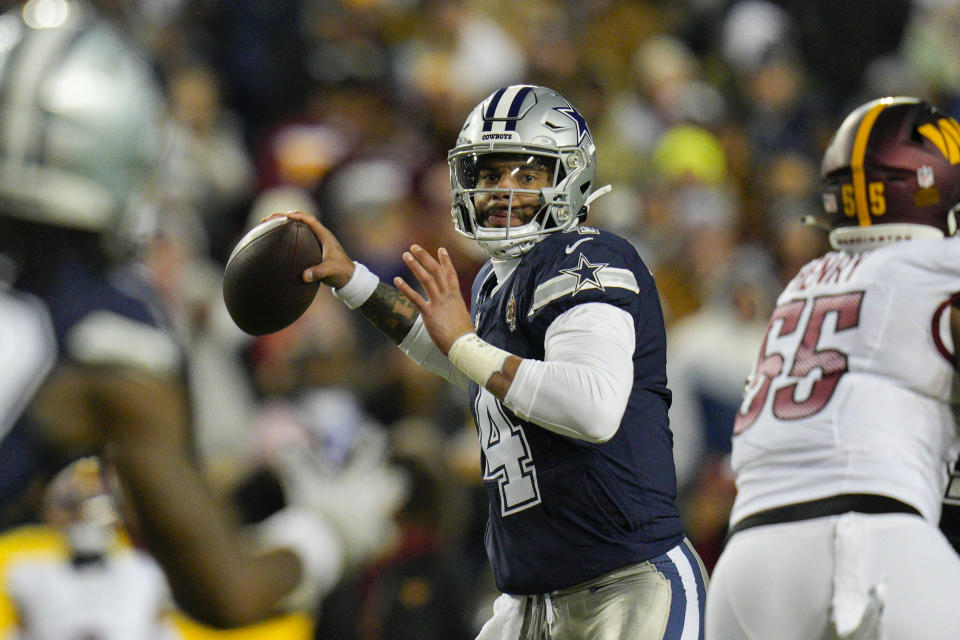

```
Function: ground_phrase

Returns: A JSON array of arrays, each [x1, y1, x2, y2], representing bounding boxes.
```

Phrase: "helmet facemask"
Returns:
[[451, 149, 587, 258]]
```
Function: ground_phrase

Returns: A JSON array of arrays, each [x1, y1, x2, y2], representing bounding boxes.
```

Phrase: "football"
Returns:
[[222, 217, 324, 335]]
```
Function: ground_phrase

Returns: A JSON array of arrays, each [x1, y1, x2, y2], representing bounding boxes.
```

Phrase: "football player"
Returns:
[[705, 97, 960, 639], [0, 0, 362, 629], [282, 84, 708, 639], [4, 457, 182, 639]]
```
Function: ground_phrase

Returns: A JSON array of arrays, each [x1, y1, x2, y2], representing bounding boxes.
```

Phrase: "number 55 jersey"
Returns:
[[730, 237, 960, 527]]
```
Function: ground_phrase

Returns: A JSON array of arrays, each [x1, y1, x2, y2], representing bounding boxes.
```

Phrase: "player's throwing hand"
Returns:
[[394, 245, 475, 355]]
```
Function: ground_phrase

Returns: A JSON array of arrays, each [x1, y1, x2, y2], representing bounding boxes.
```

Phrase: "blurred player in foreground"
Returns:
[[705, 97, 960, 639], [3, 457, 181, 640], [0, 0, 398, 630], [281, 84, 708, 639]]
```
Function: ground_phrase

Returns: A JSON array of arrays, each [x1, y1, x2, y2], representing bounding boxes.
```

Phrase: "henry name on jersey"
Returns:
[[784, 251, 868, 293]]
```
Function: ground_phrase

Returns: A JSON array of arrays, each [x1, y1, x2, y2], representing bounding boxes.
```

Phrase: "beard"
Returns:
[[478, 201, 539, 228]]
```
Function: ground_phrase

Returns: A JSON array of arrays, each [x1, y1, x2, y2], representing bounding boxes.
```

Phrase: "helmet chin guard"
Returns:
[[449, 85, 601, 259]]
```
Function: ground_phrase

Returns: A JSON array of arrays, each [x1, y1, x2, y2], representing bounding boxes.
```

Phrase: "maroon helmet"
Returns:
[[820, 96, 960, 250]]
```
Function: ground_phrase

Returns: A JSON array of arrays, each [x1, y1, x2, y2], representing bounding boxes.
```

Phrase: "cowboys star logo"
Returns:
[[553, 106, 591, 144], [559, 254, 608, 294]]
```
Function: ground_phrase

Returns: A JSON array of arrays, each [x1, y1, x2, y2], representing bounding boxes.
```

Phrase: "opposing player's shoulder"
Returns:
[[785, 238, 960, 298], [869, 236, 960, 284]]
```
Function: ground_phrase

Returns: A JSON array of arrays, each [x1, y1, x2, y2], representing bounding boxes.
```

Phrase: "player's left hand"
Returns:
[[394, 245, 475, 355]]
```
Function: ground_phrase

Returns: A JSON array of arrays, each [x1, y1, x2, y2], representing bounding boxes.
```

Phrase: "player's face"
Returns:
[[473, 155, 552, 229]]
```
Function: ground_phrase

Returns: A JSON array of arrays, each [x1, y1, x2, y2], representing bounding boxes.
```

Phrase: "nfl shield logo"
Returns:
[[918, 165, 935, 188]]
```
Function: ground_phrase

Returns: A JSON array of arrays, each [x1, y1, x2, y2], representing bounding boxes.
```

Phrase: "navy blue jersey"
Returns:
[[24, 251, 169, 357], [0, 244, 180, 521], [468, 226, 684, 594]]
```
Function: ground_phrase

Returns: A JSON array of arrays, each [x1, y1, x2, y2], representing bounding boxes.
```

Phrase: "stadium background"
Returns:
[[0, 0, 957, 638]]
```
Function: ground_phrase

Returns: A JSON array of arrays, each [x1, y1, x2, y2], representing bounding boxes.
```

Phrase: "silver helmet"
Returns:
[[449, 85, 600, 259], [0, 0, 165, 244]]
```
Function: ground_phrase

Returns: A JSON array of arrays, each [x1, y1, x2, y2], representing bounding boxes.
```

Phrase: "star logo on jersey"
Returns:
[[559, 254, 608, 295], [553, 106, 591, 144]]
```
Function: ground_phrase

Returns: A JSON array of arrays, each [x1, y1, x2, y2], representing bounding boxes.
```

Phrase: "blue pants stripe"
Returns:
[[655, 539, 707, 640]]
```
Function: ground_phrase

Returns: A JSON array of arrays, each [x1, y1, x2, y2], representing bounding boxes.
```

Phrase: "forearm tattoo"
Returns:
[[358, 282, 419, 344]]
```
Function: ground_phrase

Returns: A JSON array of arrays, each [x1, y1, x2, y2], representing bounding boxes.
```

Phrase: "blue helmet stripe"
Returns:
[[504, 86, 533, 131], [482, 87, 508, 132]]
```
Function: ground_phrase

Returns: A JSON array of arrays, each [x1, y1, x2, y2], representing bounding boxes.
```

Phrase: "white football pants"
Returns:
[[705, 512, 960, 639]]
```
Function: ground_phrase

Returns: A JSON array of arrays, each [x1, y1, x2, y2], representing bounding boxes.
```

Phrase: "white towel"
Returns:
[[475, 593, 524, 640], [830, 513, 885, 639]]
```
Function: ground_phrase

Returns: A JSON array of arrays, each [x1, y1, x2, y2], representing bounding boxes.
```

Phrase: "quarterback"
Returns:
[[285, 84, 707, 639], [705, 97, 960, 639]]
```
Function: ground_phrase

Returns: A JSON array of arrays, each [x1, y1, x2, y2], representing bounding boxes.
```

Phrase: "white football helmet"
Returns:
[[0, 0, 165, 246], [449, 85, 605, 259]]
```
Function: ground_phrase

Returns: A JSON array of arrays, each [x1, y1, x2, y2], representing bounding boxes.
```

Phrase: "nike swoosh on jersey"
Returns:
[[564, 238, 594, 254]]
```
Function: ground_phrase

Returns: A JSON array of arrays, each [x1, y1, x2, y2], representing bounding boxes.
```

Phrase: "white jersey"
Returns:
[[730, 237, 960, 526], [5, 550, 179, 640]]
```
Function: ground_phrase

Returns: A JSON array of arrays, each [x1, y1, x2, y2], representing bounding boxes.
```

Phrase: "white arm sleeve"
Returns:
[[397, 315, 470, 390], [504, 302, 635, 443]]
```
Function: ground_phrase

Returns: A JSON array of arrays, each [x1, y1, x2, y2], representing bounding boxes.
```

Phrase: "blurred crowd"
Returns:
[[1, 0, 959, 638]]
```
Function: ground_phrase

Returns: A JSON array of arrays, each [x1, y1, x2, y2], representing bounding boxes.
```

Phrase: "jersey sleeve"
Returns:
[[524, 232, 650, 334], [45, 263, 183, 378], [504, 302, 635, 442], [398, 316, 470, 390]]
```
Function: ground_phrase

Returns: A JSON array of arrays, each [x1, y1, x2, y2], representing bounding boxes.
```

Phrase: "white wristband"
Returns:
[[447, 332, 511, 387], [332, 261, 379, 309]]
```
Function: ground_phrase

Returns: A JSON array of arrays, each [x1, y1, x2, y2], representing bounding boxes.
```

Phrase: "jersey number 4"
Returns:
[[734, 291, 865, 434], [475, 388, 541, 516]]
